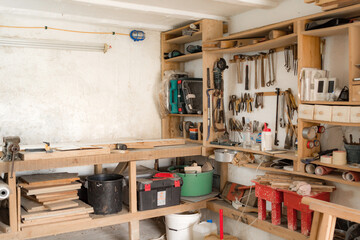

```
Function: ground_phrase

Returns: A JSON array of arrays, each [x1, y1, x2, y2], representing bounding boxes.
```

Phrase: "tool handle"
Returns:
[[245, 65, 249, 90], [207, 68, 211, 88]]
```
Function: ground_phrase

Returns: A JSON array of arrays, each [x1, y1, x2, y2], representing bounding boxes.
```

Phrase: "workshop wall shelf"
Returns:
[[300, 22, 355, 37], [207, 33, 298, 55], [299, 118, 360, 127], [164, 52, 202, 62], [168, 114, 203, 117], [301, 101, 360, 106], [165, 31, 203, 44], [311, 160, 360, 173], [243, 163, 360, 187]]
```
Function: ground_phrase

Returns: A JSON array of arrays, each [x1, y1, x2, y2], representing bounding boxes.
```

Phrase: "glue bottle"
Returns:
[[261, 123, 272, 151]]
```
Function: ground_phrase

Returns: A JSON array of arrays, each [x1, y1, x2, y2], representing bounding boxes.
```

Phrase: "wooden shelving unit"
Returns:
[[165, 52, 202, 62], [301, 101, 360, 105], [0, 144, 204, 240], [311, 160, 360, 172]]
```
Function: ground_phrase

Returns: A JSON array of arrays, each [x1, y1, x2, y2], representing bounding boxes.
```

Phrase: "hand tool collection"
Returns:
[[231, 44, 298, 89]]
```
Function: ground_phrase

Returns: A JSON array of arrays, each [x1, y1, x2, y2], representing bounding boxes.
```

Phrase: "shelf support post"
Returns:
[[128, 160, 139, 240]]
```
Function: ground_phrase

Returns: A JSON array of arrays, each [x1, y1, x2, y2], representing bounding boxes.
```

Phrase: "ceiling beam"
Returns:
[[214, 0, 279, 8], [71, 0, 227, 21], [0, 6, 172, 31]]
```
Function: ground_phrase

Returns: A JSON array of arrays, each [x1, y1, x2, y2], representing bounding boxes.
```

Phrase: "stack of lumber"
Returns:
[[19, 173, 93, 228], [305, 0, 360, 11], [255, 172, 336, 193]]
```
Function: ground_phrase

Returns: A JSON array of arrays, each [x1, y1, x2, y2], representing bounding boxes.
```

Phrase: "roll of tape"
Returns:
[[305, 164, 316, 174], [333, 151, 347, 165], [320, 155, 332, 164], [0, 180, 10, 200]]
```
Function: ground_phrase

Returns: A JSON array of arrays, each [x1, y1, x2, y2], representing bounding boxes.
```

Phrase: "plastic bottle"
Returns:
[[192, 220, 217, 240], [261, 123, 272, 151]]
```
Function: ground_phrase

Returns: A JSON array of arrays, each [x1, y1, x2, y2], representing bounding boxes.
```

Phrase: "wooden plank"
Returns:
[[302, 197, 360, 223], [18, 179, 77, 188], [39, 196, 79, 205], [20, 147, 110, 161], [129, 220, 140, 240], [128, 161, 139, 240], [220, 163, 228, 191], [113, 162, 129, 174], [310, 212, 322, 240], [17, 187, 21, 232], [317, 213, 336, 240], [45, 200, 79, 211], [34, 190, 78, 200], [21, 200, 93, 221], [164, 52, 202, 63], [21, 197, 47, 213], [7, 174, 17, 233], [19, 172, 79, 185], [94, 164, 102, 174], [21, 213, 90, 228], [22, 183, 81, 195], [26, 193, 78, 203]]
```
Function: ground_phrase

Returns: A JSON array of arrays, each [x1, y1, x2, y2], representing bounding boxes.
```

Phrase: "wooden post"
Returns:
[[94, 164, 103, 174], [220, 162, 228, 191], [7, 173, 17, 233], [16, 187, 21, 232], [128, 161, 139, 240]]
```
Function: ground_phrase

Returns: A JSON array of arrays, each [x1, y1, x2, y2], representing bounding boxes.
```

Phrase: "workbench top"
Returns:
[[0, 143, 202, 174]]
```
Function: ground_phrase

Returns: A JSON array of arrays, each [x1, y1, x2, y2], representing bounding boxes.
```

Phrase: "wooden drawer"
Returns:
[[314, 105, 332, 122], [332, 106, 350, 122], [352, 85, 360, 102], [350, 107, 360, 123], [298, 104, 314, 120]]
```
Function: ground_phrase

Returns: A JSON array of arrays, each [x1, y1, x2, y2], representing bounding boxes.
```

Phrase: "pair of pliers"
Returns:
[[228, 95, 237, 115]]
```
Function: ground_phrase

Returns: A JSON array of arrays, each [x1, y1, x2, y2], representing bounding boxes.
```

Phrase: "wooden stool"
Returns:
[[253, 181, 283, 225], [280, 189, 330, 236]]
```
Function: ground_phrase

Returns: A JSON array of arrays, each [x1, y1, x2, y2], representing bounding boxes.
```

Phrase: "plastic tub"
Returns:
[[168, 166, 213, 197], [344, 144, 360, 164], [166, 212, 200, 240], [87, 174, 124, 215]]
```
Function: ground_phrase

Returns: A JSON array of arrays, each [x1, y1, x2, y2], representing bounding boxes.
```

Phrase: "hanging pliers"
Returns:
[[228, 95, 237, 115]]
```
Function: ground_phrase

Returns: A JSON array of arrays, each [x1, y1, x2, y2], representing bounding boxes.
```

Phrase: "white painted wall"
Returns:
[[0, 14, 167, 175]]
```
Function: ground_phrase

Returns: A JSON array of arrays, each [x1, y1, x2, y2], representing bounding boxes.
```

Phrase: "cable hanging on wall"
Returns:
[[0, 25, 146, 52]]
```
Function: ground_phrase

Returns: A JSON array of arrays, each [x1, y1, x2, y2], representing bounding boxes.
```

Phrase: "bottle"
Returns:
[[261, 123, 272, 151], [192, 220, 217, 240]]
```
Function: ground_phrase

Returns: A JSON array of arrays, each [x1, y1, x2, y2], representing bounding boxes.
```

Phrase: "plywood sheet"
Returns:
[[20, 173, 79, 184], [45, 200, 79, 211], [22, 183, 81, 195], [21, 197, 47, 213], [21, 213, 90, 228]]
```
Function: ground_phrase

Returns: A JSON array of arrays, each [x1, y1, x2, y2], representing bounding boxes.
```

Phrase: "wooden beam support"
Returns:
[[94, 164, 102, 174], [220, 162, 229, 191], [7, 174, 17, 233], [128, 161, 139, 240]]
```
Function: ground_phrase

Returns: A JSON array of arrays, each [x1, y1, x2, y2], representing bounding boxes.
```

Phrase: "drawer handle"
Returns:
[[357, 113, 360, 117], [318, 111, 324, 115], [337, 113, 342, 116], [302, 110, 308, 114]]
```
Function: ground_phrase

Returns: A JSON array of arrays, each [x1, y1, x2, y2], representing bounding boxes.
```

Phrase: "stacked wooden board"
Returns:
[[255, 172, 336, 193], [19, 173, 93, 228], [305, 0, 360, 11]]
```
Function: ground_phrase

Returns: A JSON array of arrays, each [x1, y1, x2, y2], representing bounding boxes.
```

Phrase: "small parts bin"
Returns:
[[132, 172, 182, 211], [279, 189, 330, 236], [253, 180, 283, 225]]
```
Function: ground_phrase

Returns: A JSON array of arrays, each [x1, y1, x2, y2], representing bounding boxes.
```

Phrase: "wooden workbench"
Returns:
[[0, 143, 203, 240]]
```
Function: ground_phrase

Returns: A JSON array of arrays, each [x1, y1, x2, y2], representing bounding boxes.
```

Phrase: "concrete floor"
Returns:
[[34, 218, 166, 240]]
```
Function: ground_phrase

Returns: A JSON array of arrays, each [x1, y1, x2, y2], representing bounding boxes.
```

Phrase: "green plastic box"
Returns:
[[168, 165, 213, 197]]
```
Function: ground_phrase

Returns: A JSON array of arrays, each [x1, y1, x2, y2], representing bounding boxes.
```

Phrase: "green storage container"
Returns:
[[168, 165, 213, 197]]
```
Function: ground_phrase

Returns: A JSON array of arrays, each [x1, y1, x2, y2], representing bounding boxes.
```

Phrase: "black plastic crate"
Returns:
[[124, 172, 182, 211]]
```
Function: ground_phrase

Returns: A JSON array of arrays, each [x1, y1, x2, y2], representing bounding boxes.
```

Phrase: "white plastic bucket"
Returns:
[[165, 212, 201, 240]]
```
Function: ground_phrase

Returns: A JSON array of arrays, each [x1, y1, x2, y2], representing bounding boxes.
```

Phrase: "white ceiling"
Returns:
[[0, 0, 282, 31]]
